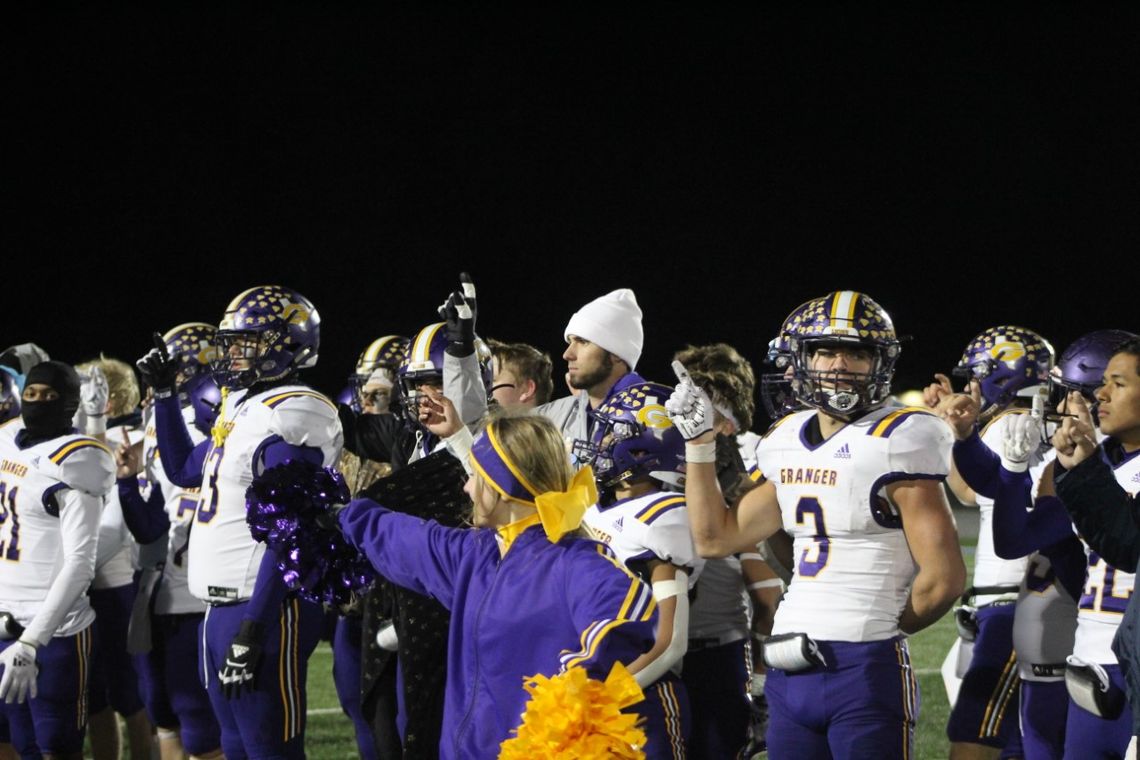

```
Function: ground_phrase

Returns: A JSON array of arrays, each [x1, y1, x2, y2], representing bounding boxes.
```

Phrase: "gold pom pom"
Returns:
[[499, 663, 647, 759]]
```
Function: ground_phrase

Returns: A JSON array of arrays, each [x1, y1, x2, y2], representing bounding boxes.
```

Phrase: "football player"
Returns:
[[947, 330, 1139, 758], [669, 290, 966, 758], [73, 357, 153, 760], [119, 324, 222, 759], [929, 326, 1054, 759], [138, 286, 342, 759], [671, 344, 784, 759], [1052, 336, 1140, 749], [332, 334, 408, 760], [575, 381, 703, 759], [0, 361, 114, 759]]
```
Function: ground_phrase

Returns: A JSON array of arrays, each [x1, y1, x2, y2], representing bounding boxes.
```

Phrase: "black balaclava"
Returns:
[[21, 361, 81, 441]]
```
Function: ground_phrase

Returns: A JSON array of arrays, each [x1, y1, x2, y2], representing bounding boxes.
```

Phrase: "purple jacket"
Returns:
[[339, 501, 658, 759]]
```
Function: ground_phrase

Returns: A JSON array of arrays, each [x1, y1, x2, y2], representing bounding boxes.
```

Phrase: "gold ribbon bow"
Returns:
[[534, 466, 598, 544], [495, 466, 598, 551]]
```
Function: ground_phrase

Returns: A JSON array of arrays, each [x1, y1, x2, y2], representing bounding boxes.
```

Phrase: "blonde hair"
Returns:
[[468, 410, 576, 524], [76, 355, 141, 417]]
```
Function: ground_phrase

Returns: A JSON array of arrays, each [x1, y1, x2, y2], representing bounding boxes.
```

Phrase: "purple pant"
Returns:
[[87, 583, 145, 716], [1065, 663, 1132, 758], [765, 637, 918, 760], [332, 615, 378, 760], [201, 597, 323, 760], [681, 637, 750, 759], [136, 613, 220, 756], [946, 604, 1020, 748], [635, 674, 691, 760], [1019, 680, 1068, 760], [0, 625, 94, 757]]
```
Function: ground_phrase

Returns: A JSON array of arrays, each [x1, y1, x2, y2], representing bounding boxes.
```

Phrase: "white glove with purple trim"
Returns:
[[1001, 414, 1041, 473], [665, 360, 714, 441], [0, 641, 38, 704]]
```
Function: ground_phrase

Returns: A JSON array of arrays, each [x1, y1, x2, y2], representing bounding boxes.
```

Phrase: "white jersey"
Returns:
[[0, 421, 113, 640], [1072, 447, 1140, 665], [582, 490, 705, 588], [188, 385, 342, 603], [92, 421, 144, 590], [971, 411, 1046, 605], [140, 405, 208, 615], [756, 407, 952, 642]]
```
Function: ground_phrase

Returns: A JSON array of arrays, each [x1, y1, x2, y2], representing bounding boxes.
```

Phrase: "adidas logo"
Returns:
[[834, 443, 851, 459], [1132, 472, 1140, 484], [614, 517, 625, 532]]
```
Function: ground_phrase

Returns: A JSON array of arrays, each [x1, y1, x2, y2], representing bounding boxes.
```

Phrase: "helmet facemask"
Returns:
[[212, 328, 292, 389], [790, 338, 898, 420]]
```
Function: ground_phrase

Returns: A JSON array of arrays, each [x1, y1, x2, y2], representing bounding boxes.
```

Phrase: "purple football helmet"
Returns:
[[163, 322, 218, 389], [0, 370, 20, 424], [399, 322, 491, 421], [184, 373, 222, 436], [953, 326, 1054, 411], [1051, 329, 1138, 401], [760, 300, 813, 421], [782, 291, 901, 419], [351, 335, 409, 411], [212, 286, 321, 389], [573, 382, 686, 490]]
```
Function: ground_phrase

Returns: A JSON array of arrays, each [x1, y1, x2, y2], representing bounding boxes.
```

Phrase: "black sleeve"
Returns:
[[339, 404, 407, 464], [1056, 452, 1140, 571]]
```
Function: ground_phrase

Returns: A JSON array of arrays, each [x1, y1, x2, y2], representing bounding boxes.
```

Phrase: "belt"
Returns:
[[688, 633, 746, 652]]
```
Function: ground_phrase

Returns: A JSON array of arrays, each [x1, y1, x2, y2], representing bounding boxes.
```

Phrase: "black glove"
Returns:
[[219, 619, 264, 699], [437, 272, 477, 357], [136, 332, 179, 398]]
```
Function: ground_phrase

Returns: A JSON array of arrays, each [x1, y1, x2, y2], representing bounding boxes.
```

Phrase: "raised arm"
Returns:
[[667, 367, 782, 557]]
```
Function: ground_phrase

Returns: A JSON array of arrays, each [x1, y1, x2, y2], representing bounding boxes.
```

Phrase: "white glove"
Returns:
[[376, 621, 399, 652], [665, 360, 714, 441], [1001, 413, 1042, 473], [79, 366, 109, 435], [0, 641, 38, 704]]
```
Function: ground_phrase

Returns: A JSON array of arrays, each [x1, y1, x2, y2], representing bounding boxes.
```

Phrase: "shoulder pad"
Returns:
[[266, 391, 343, 457], [50, 437, 115, 496], [884, 411, 952, 477]]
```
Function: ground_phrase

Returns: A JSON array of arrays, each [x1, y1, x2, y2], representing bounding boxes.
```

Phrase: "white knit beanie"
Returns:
[[563, 289, 644, 370]]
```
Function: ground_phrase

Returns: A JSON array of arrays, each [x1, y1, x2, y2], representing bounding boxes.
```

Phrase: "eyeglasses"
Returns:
[[490, 383, 516, 393]]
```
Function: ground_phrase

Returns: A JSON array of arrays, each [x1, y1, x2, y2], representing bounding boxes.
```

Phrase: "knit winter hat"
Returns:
[[564, 289, 644, 370]]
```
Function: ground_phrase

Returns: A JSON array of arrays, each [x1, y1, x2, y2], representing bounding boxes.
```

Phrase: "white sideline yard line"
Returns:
[[309, 707, 345, 716]]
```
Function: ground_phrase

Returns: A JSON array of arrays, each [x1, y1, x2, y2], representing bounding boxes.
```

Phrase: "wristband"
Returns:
[[747, 578, 785, 591], [685, 441, 716, 463]]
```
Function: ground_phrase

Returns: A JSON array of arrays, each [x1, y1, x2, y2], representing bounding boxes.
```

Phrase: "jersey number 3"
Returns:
[[197, 446, 224, 524], [795, 496, 829, 577]]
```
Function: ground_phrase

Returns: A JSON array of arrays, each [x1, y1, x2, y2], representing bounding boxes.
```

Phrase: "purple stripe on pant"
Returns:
[[0, 625, 94, 756]]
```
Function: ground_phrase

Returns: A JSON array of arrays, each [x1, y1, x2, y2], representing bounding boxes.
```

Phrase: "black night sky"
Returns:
[[10, 7, 1138, 425]]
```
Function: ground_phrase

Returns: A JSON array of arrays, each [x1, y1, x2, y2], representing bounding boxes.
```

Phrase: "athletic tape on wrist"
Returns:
[[685, 441, 716, 463]]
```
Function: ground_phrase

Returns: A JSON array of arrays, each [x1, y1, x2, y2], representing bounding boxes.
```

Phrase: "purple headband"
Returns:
[[470, 423, 541, 506]]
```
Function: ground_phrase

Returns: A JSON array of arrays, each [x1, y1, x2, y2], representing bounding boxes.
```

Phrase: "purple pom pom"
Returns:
[[246, 460, 375, 607]]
